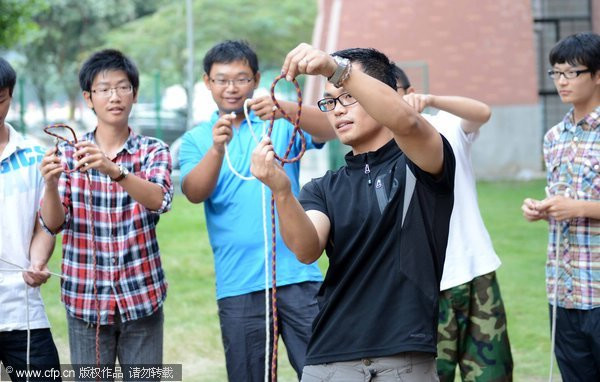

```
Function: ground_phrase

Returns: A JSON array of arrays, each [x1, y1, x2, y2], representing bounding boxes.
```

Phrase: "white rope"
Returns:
[[223, 99, 265, 180], [219, 100, 271, 381], [545, 182, 574, 382], [25, 279, 30, 382], [0, 259, 64, 278]]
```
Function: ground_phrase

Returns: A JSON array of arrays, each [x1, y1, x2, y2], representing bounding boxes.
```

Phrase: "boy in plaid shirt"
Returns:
[[39, 49, 172, 371], [522, 32, 600, 381]]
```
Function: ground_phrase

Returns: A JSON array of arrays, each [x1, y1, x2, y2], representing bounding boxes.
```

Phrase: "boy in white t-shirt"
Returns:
[[393, 65, 513, 381], [0, 57, 61, 381]]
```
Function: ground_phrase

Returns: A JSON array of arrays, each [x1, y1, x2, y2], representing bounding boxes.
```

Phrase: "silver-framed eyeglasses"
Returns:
[[210, 77, 254, 87], [317, 92, 357, 112], [547, 69, 591, 80], [91, 85, 134, 98]]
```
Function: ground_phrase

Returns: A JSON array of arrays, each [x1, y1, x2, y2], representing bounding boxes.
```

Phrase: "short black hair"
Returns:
[[391, 64, 411, 91], [79, 49, 139, 95], [332, 48, 396, 90], [549, 32, 600, 74], [203, 40, 259, 76], [0, 57, 17, 96]]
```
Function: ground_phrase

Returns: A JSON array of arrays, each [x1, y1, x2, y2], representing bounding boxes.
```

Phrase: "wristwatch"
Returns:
[[110, 164, 129, 182], [328, 56, 352, 88]]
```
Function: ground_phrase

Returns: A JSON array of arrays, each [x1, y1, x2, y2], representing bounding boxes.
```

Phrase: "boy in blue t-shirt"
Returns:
[[179, 40, 335, 381]]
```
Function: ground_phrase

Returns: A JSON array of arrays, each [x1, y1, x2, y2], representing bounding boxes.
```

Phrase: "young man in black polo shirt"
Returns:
[[251, 43, 455, 381]]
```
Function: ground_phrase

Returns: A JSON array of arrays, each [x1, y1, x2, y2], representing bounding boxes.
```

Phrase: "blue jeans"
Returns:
[[550, 305, 600, 382], [0, 328, 61, 382], [67, 307, 163, 381], [217, 281, 321, 382]]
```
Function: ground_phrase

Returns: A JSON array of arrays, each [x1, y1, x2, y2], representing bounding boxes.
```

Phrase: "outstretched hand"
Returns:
[[250, 137, 291, 196], [537, 195, 581, 221], [521, 198, 547, 222], [39, 147, 64, 188], [402, 93, 432, 113], [211, 113, 235, 154], [281, 43, 338, 82], [247, 96, 280, 121], [73, 141, 119, 177], [22, 264, 51, 288]]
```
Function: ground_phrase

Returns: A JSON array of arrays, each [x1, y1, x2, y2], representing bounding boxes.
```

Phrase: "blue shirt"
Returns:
[[179, 111, 324, 299]]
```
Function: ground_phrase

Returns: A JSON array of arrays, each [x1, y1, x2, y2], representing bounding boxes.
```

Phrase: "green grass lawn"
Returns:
[[40, 180, 556, 381]]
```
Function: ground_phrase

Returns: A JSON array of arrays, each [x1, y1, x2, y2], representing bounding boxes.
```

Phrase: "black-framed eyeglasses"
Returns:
[[547, 69, 591, 80], [209, 77, 254, 87], [91, 85, 134, 99], [317, 92, 357, 112]]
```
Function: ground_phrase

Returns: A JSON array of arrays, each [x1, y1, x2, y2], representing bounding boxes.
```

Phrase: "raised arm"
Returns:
[[39, 146, 67, 232], [68, 141, 171, 212], [181, 113, 235, 203], [250, 137, 329, 263], [403, 93, 491, 133], [282, 43, 444, 176], [537, 196, 600, 221]]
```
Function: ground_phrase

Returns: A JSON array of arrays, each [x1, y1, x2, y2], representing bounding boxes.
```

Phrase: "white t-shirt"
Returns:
[[423, 111, 502, 291], [0, 123, 51, 331]]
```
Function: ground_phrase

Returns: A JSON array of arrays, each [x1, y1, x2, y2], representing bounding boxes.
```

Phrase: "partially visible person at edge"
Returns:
[[250, 43, 455, 381], [0, 57, 62, 382], [178, 40, 335, 381], [392, 65, 513, 381], [39, 49, 172, 378], [522, 32, 600, 381]]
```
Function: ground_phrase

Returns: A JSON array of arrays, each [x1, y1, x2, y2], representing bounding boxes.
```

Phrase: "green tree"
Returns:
[[20, 0, 162, 120], [106, 0, 317, 101], [0, 0, 44, 49]]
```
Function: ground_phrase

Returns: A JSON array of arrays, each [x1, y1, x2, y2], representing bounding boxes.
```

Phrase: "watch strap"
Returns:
[[110, 165, 127, 182]]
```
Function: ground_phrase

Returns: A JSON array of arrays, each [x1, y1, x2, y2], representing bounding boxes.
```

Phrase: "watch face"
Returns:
[[330, 56, 351, 88], [334, 56, 349, 66]]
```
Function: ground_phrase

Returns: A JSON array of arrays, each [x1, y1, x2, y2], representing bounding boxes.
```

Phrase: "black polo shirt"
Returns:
[[298, 137, 455, 365]]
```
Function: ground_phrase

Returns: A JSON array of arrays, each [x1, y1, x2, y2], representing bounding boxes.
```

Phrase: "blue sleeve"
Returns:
[[300, 129, 325, 151], [179, 126, 211, 184]]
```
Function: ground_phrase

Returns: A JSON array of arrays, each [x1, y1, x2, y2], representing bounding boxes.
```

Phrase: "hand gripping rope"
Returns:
[[224, 99, 265, 180], [224, 101, 272, 381], [44, 124, 102, 378], [544, 181, 575, 382], [224, 75, 305, 382], [0, 125, 80, 382], [267, 75, 305, 382]]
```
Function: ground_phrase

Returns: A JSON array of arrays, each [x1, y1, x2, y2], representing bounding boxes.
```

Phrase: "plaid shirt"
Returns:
[[543, 106, 600, 310], [40, 129, 173, 324]]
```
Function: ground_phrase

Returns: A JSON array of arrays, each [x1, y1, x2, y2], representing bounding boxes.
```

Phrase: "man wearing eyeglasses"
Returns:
[[179, 40, 335, 381], [522, 32, 600, 381], [251, 44, 455, 381], [39, 49, 173, 376]]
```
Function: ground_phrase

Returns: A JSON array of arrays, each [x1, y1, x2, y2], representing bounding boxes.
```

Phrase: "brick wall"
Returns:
[[313, 0, 538, 106]]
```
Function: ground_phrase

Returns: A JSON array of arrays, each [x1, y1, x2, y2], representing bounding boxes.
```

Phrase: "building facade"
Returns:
[[302, 0, 600, 179]]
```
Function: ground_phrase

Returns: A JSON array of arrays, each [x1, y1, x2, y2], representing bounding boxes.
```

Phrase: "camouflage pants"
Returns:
[[437, 272, 513, 382]]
